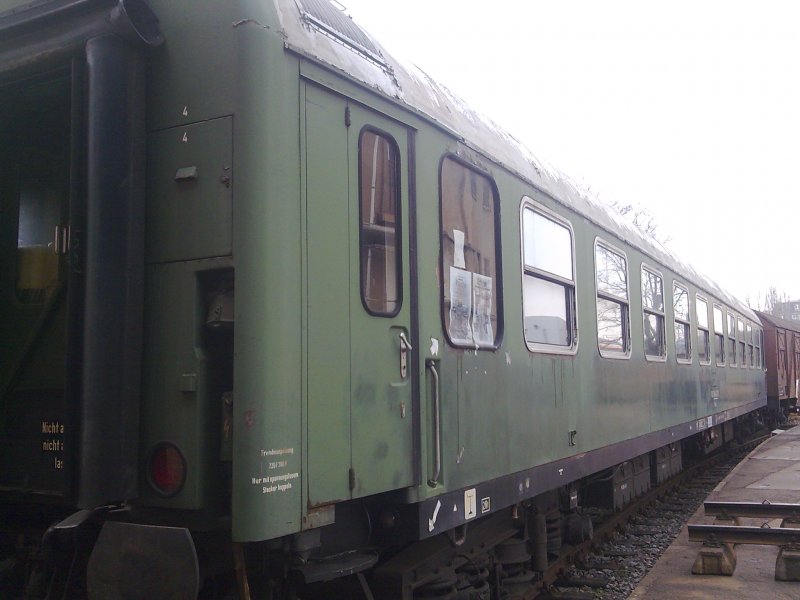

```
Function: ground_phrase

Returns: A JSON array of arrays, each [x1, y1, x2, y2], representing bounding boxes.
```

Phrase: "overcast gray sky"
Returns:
[[338, 0, 799, 307]]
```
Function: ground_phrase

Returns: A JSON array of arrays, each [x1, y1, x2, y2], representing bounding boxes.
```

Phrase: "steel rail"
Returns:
[[525, 431, 771, 598], [688, 523, 800, 546], [704, 501, 800, 520]]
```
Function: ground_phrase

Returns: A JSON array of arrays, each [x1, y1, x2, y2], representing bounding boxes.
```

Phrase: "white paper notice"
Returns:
[[448, 267, 473, 345], [472, 273, 493, 347], [453, 229, 466, 269]]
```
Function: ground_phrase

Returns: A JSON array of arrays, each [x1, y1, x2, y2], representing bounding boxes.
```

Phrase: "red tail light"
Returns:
[[148, 443, 186, 497]]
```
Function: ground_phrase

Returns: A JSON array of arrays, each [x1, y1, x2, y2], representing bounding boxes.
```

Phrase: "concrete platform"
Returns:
[[629, 427, 800, 599]]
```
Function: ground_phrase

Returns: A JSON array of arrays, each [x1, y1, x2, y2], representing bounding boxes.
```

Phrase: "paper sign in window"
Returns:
[[448, 267, 473, 345]]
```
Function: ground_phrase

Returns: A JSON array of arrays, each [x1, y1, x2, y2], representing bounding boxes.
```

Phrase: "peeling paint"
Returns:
[[505, 352, 511, 366], [430, 337, 439, 356], [457, 447, 465, 464], [232, 18, 270, 30]]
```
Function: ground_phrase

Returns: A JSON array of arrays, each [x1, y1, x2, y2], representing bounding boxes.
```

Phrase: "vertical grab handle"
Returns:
[[427, 360, 441, 487]]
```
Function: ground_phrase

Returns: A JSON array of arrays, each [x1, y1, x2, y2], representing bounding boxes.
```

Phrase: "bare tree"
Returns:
[[754, 286, 794, 318], [610, 200, 672, 245]]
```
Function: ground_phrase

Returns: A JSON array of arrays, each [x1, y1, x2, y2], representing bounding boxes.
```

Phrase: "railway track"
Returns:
[[529, 432, 772, 600]]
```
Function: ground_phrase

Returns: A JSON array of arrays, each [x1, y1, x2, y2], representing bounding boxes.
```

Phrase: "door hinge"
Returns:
[[344, 105, 351, 128], [349, 467, 356, 491]]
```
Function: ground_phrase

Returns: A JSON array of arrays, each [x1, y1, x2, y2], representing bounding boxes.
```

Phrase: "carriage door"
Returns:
[[304, 84, 415, 505], [0, 69, 72, 494]]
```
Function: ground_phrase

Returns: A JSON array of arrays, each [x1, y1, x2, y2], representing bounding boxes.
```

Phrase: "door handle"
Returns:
[[53, 225, 69, 255], [399, 332, 412, 379], [427, 360, 441, 487]]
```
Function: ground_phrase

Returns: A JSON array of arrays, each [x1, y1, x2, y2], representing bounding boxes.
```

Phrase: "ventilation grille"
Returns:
[[297, 0, 387, 69]]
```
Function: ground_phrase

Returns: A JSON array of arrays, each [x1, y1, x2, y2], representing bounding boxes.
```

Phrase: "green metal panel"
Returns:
[[304, 83, 352, 505], [304, 83, 415, 505], [145, 117, 232, 263], [346, 104, 414, 498], [140, 259, 230, 511], [231, 5, 304, 541], [146, 0, 236, 131]]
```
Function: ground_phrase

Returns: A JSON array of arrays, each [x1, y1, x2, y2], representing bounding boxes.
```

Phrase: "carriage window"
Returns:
[[746, 323, 754, 367], [521, 204, 576, 349], [713, 304, 725, 365], [778, 332, 788, 384], [696, 296, 710, 364], [641, 266, 665, 359], [440, 157, 500, 348], [673, 282, 691, 362], [359, 129, 401, 316], [755, 327, 762, 369], [16, 154, 63, 304], [595, 242, 629, 357], [728, 312, 737, 366], [737, 318, 746, 368]]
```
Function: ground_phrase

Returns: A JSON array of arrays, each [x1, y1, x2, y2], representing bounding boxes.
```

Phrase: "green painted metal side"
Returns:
[[303, 83, 415, 507], [0, 0, 764, 544], [406, 152, 765, 504], [140, 258, 231, 511], [304, 83, 353, 506], [345, 101, 416, 499], [229, 1, 304, 541]]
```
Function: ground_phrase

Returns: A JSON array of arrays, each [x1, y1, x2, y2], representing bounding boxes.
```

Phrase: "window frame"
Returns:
[[737, 317, 746, 369], [438, 154, 503, 350], [696, 294, 711, 365], [673, 281, 692, 364], [594, 238, 631, 359], [641, 263, 667, 361], [727, 311, 737, 366], [746, 322, 754, 368], [520, 198, 578, 355], [357, 126, 403, 318], [713, 303, 725, 366], [754, 325, 763, 369]]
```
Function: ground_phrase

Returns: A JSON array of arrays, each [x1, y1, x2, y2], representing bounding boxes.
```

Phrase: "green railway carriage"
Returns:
[[0, 0, 766, 597]]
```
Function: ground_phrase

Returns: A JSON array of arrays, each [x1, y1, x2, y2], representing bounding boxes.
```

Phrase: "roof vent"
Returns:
[[296, 0, 388, 69]]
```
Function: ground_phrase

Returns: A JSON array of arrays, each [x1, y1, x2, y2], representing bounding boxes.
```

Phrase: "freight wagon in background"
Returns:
[[756, 311, 800, 415], [0, 1, 767, 598]]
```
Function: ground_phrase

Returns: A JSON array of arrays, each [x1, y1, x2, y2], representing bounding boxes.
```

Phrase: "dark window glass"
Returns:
[[596, 243, 629, 356], [644, 313, 664, 357], [738, 318, 746, 368], [16, 154, 63, 304], [713, 305, 725, 365], [359, 130, 401, 315], [728, 312, 737, 366], [522, 207, 575, 349], [440, 157, 500, 348], [675, 321, 690, 360], [755, 328, 762, 368], [673, 283, 691, 362], [696, 296, 710, 364], [642, 267, 665, 358], [598, 297, 624, 352]]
